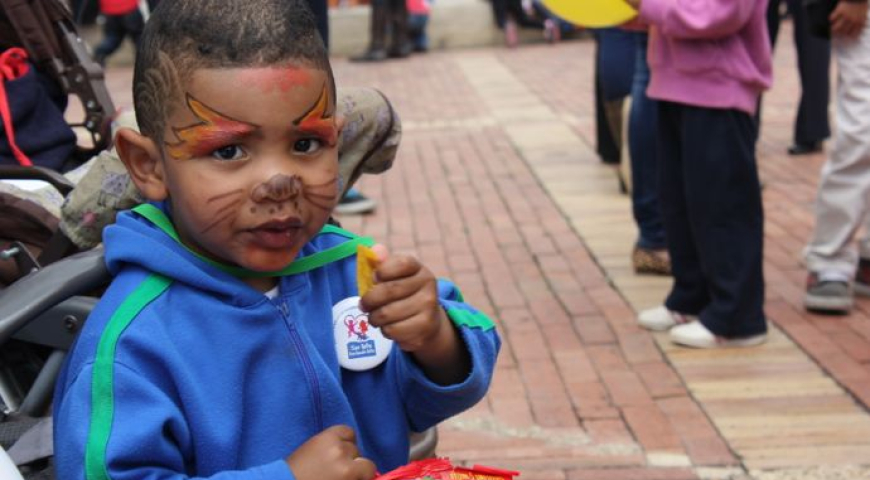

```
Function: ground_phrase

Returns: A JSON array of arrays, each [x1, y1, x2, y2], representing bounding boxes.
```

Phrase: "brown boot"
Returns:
[[632, 246, 672, 276]]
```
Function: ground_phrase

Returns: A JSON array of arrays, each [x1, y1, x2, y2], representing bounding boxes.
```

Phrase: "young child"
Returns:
[[407, 0, 431, 52], [52, 1, 500, 479], [628, 0, 771, 348]]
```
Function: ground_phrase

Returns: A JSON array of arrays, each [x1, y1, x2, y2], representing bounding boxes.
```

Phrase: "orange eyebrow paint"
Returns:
[[165, 95, 257, 159], [294, 84, 337, 146]]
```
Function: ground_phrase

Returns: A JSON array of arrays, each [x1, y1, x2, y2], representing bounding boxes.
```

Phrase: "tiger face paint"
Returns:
[[156, 66, 341, 287]]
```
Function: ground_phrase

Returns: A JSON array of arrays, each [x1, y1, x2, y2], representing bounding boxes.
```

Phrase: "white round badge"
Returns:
[[332, 296, 393, 371]]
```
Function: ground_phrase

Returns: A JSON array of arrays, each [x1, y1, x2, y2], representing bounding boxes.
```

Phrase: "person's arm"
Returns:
[[387, 278, 502, 432], [830, 0, 869, 38], [358, 245, 500, 430], [624, 0, 757, 40]]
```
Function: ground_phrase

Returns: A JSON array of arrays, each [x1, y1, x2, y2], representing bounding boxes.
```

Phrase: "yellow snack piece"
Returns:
[[357, 244, 379, 296]]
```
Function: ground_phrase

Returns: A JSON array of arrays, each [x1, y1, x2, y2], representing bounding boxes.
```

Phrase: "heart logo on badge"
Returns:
[[332, 296, 393, 371]]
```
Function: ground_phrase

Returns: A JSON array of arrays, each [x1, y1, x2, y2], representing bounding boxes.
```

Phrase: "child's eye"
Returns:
[[211, 145, 246, 161], [294, 138, 323, 154]]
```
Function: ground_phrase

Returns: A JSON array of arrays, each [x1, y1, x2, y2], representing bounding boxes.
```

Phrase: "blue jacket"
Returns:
[[53, 203, 500, 480]]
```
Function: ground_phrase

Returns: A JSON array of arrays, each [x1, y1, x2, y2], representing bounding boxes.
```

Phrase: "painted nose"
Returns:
[[251, 174, 302, 203]]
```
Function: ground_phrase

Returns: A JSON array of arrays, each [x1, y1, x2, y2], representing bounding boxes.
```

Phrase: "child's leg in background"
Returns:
[[490, 0, 509, 28], [387, 0, 410, 56], [122, 9, 145, 52], [785, 0, 831, 149], [658, 102, 710, 315], [805, 21, 870, 278], [507, 0, 542, 29], [628, 33, 666, 253], [594, 29, 636, 168], [93, 14, 126, 64], [408, 13, 429, 51], [594, 36, 620, 164], [659, 102, 766, 337]]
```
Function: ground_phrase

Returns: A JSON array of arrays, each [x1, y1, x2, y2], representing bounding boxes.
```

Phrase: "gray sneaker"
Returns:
[[804, 273, 853, 314]]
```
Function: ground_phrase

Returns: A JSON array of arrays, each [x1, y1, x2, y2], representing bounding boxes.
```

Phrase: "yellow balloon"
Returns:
[[542, 0, 638, 28]]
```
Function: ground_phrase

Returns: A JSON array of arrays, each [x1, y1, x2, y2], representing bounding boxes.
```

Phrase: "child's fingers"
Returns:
[[377, 311, 437, 352], [351, 457, 378, 480], [374, 255, 422, 282], [360, 268, 431, 313], [360, 275, 421, 312], [366, 286, 438, 330]]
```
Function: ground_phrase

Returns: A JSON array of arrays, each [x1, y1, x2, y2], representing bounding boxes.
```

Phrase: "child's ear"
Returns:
[[115, 127, 169, 201]]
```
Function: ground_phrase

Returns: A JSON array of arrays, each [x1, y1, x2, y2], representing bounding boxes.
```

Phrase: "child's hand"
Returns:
[[359, 245, 446, 353], [360, 245, 470, 384], [830, 1, 868, 38], [285, 425, 377, 480]]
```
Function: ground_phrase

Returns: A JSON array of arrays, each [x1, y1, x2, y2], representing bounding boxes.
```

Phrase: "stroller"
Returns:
[[1, 1, 114, 476], [0, 1, 435, 478]]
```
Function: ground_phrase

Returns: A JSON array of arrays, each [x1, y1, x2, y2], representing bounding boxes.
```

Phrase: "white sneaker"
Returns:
[[669, 320, 767, 349], [637, 306, 697, 331]]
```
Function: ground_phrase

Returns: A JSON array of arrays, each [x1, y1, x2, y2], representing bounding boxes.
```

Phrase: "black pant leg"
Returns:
[[387, 0, 409, 53], [767, 0, 783, 46], [680, 105, 767, 337], [594, 36, 621, 164], [368, 0, 389, 51], [787, 0, 831, 145], [658, 102, 710, 315], [491, 0, 508, 28], [94, 15, 126, 61], [122, 10, 145, 52]]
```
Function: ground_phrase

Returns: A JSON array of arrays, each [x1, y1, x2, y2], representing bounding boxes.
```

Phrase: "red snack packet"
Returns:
[[374, 458, 519, 480]]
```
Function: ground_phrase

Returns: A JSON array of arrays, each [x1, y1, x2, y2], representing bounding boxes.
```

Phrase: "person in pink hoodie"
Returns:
[[628, 0, 772, 348], [407, 0, 431, 52]]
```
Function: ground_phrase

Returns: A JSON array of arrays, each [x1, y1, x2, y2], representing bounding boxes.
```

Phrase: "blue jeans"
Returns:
[[594, 28, 635, 101], [408, 14, 429, 51], [628, 33, 666, 250]]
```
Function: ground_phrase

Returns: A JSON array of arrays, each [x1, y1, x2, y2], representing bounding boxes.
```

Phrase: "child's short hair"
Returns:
[[132, 0, 333, 142]]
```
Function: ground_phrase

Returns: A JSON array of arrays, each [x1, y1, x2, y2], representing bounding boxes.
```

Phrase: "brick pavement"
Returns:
[[98, 21, 870, 480]]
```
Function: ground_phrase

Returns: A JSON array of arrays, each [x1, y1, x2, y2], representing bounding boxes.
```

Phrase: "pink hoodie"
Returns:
[[407, 0, 431, 15], [638, 0, 773, 115]]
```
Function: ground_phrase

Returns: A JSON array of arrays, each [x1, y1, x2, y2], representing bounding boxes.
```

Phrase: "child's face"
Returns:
[[158, 66, 341, 273]]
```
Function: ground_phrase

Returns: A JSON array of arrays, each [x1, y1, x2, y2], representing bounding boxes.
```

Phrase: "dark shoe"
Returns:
[[804, 272, 852, 313], [787, 141, 822, 156], [855, 258, 870, 297], [350, 49, 388, 63], [632, 247, 672, 276], [388, 44, 412, 59], [335, 188, 377, 215]]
